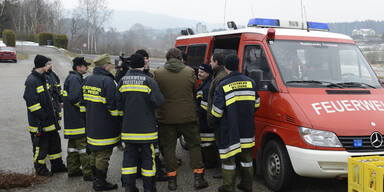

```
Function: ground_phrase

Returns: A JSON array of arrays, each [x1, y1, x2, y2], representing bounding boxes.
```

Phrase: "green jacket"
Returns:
[[207, 65, 227, 128], [154, 58, 198, 124]]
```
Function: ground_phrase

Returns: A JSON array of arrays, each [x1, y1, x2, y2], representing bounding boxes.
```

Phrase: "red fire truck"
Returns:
[[175, 18, 384, 191]]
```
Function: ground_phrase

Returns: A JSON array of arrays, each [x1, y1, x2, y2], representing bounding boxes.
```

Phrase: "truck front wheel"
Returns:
[[263, 140, 295, 191]]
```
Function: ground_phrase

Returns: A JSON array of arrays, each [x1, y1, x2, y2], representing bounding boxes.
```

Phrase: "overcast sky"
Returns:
[[62, 0, 384, 25]]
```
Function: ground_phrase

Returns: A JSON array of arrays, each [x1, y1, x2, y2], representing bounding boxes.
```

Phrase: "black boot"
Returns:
[[194, 173, 208, 190], [93, 168, 118, 191], [168, 176, 177, 191], [125, 186, 139, 192], [35, 163, 53, 176], [51, 159, 68, 173], [155, 156, 167, 182]]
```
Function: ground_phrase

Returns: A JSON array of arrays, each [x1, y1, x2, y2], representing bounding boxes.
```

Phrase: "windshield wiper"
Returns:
[[336, 82, 376, 89], [286, 80, 343, 88]]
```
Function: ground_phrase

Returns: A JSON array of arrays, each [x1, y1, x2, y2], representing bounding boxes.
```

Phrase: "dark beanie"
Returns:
[[224, 54, 239, 71], [130, 53, 145, 68], [34, 54, 49, 68], [199, 64, 213, 74], [135, 49, 149, 58]]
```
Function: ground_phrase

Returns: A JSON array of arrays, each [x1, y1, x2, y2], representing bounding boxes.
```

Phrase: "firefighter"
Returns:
[[46, 58, 63, 124], [23, 55, 67, 176], [154, 48, 208, 191], [211, 54, 260, 192], [195, 64, 219, 168], [82, 54, 120, 191], [117, 53, 164, 192], [135, 49, 168, 182], [63, 57, 93, 181]]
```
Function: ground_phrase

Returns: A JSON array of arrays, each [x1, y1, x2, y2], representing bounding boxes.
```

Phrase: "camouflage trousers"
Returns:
[[66, 137, 92, 177]]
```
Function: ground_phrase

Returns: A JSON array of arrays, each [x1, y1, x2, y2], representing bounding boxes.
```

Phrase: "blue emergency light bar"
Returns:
[[248, 18, 280, 27], [247, 18, 330, 31], [307, 21, 329, 31]]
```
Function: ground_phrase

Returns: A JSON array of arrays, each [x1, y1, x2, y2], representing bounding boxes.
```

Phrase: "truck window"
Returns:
[[243, 45, 274, 82], [187, 44, 207, 69], [177, 46, 187, 53]]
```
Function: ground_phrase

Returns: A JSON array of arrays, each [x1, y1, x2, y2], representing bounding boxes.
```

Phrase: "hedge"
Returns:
[[2, 29, 16, 47], [53, 34, 68, 49], [38, 32, 53, 46], [27, 34, 38, 43]]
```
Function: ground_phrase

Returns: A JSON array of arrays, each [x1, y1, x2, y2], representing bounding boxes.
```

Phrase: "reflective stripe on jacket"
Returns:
[[117, 70, 164, 143], [211, 71, 260, 160], [82, 67, 121, 150], [63, 71, 86, 139]]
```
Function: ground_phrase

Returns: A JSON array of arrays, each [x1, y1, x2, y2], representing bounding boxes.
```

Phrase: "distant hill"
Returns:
[[329, 20, 384, 35]]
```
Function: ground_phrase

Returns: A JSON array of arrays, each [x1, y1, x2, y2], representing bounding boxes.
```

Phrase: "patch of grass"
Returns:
[[16, 53, 28, 60]]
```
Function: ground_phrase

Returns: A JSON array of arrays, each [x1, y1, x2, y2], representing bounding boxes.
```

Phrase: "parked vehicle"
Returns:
[[175, 18, 384, 191], [0, 47, 17, 63]]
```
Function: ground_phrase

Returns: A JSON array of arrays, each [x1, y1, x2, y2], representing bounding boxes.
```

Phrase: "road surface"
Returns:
[[0, 45, 349, 192]]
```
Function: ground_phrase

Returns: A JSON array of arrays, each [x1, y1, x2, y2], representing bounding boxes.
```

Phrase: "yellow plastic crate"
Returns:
[[363, 162, 384, 192], [348, 156, 384, 192]]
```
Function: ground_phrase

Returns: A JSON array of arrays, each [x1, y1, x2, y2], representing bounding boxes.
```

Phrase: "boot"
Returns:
[[51, 161, 68, 173], [125, 186, 139, 192], [155, 156, 167, 181], [168, 176, 177, 191], [93, 168, 118, 191], [194, 173, 209, 190], [218, 186, 233, 192], [35, 163, 53, 177], [237, 184, 252, 192]]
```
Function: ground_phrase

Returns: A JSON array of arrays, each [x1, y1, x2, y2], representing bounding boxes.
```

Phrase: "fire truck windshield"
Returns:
[[269, 40, 381, 88]]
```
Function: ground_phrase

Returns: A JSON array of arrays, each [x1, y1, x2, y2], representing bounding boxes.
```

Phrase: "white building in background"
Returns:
[[352, 29, 376, 40]]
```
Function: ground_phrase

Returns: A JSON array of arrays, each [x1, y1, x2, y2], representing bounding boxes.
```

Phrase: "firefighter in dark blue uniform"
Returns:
[[23, 55, 67, 176], [211, 54, 260, 192], [82, 54, 120, 191], [117, 54, 164, 192], [196, 64, 218, 168], [63, 57, 92, 181]]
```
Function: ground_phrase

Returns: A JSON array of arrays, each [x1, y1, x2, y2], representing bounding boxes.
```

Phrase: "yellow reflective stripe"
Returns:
[[201, 104, 208, 111], [222, 81, 253, 93], [61, 90, 68, 96], [36, 85, 44, 93], [64, 128, 85, 135], [48, 153, 62, 160], [220, 147, 242, 159], [201, 137, 215, 142], [241, 142, 255, 149], [43, 124, 56, 132], [80, 106, 86, 112], [122, 167, 137, 175], [83, 94, 106, 103], [109, 109, 119, 116], [87, 136, 120, 146], [196, 94, 203, 99], [38, 159, 46, 164], [255, 97, 260, 108], [55, 84, 61, 87], [121, 132, 158, 141], [74, 102, 80, 107], [29, 126, 38, 133], [119, 84, 151, 94], [33, 147, 40, 162], [226, 96, 255, 106], [200, 101, 208, 111], [46, 83, 51, 89], [142, 168, 156, 177], [28, 103, 42, 112], [143, 143, 156, 177], [118, 110, 124, 116], [211, 108, 223, 118]]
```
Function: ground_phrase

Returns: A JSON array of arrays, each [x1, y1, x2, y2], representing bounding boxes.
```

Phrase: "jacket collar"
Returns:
[[93, 66, 115, 80], [31, 68, 46, 80], [213, 65, 225, 77], [164, 58, 185, 72], [221, 71, 241, 81], [70, 70, 83, 78], [128, 69, 145, 75]]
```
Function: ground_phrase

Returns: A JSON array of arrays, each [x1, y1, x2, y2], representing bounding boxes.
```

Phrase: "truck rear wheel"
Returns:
[[263, 140, 294, 191]]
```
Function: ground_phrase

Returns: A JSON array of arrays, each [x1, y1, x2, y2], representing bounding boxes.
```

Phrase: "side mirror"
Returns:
[[264, 80, 279, 92]]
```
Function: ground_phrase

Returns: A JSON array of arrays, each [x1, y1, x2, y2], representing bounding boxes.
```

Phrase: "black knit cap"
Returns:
[[73, 57, 90, 67], [34, 54, 49, 68], [199, 64, 213, 74], [130, 53, 145, 68], [224, 54, 239, 71], [135, 49, 149, 58]]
